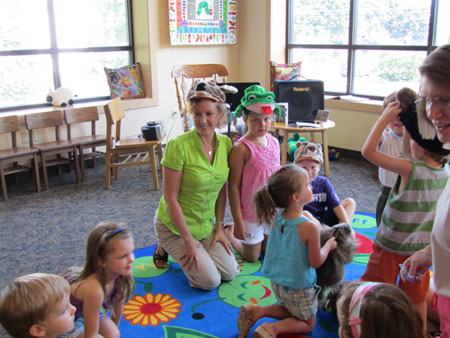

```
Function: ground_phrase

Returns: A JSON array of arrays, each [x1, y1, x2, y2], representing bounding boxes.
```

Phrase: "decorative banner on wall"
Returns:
[[169, 0, 237, 45]]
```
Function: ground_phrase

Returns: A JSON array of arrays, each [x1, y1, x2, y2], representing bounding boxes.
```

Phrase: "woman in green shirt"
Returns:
[[153, 81, 239, 290]]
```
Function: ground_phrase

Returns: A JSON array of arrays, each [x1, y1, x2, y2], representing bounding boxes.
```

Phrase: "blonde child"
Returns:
[[64, 222, 135, 338], [361, 98, 450, 330], [0, 273, 76, 338], [227, 85, 281, 262], [237, 165, 336, 338], [375, 91, 408, 226], [336, 280, 425, 338], [294, 141, 356, 228]]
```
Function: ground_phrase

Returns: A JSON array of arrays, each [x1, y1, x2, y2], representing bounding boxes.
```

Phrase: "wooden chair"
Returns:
[[25, 110, 80, 190], [171, 64, 229, 131], [64, 106, 106, 182], [104, 98, 164, 190], [0, 115, 41, 201]]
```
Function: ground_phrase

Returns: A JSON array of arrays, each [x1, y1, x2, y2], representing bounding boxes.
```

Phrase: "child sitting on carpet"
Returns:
[[294, 141, 356, 231], [361, 89, 450, 330], [237, 164, 337, 338], [227, 84, 281, 262], [0, 273, 76, 338], [336, 281, 426, 338], [61, 222, 135, 338]]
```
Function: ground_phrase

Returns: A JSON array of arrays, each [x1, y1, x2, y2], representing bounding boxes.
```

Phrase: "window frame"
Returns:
[[0, 0, 135, 112], [286, 0, 441, 100]]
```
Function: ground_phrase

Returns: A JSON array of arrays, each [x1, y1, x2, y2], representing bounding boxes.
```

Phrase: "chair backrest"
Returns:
[[171, 64, 229, 131], [24, 110, 64, 146], [64, 106, 100, 140], [103, 98, 125, 148], [0, 115, 20, 148]]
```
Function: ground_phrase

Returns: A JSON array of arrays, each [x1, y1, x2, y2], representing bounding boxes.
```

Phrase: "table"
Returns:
[[273, 120, 336, 176]]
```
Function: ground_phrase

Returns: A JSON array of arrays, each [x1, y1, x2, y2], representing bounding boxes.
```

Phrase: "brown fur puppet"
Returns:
[[317, 223, 358, 306]]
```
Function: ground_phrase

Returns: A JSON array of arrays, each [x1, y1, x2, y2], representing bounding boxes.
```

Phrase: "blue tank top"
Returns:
[[262, 213, 316, 289]]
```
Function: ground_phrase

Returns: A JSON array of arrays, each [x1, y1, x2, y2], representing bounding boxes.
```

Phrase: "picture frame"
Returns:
[[275, 102, 289, 126]]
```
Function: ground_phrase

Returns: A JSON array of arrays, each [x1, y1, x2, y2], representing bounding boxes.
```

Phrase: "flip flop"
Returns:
[[237, 304, 254, 338], [153, 245, 168, 269], [253, 325, 275, 338]]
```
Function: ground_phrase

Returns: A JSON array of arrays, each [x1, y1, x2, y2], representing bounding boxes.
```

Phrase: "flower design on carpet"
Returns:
[[123, 293, 182, 326]]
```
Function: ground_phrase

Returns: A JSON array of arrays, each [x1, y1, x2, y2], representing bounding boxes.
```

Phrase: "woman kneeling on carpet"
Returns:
[[152, 80, 240, 290]]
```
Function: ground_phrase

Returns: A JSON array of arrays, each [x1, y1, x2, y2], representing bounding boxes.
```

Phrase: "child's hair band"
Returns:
[[105, 227, 127, 241], [348, 282, 380, 338]]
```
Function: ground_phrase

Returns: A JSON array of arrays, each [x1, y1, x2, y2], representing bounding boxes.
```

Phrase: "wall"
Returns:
[[116, 0, 271, 142], [326, 100, 382, 151]]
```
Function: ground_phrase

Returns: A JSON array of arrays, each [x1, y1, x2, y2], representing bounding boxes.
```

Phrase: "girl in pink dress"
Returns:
[[227, 85, 281, 262]]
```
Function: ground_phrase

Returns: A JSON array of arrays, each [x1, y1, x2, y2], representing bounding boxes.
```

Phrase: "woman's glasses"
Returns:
[[416, 96, 450, 115]]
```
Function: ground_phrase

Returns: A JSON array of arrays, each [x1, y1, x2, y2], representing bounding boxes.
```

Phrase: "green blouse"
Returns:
[[156, 129, 231, 240]]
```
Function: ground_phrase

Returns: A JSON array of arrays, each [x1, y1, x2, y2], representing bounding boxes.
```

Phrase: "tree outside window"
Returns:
[[288, 0, 448, 99], [0, 0, 133, 111]]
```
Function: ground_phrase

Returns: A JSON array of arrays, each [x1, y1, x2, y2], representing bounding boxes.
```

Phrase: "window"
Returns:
[[0, 0, 133, 111], [287, 0, 449, 99]]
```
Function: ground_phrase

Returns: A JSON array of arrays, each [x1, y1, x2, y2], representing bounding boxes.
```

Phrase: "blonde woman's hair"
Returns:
[[253, 164, 308, 226], [0, 273, 69, 338], [186, 98, 229, 128]]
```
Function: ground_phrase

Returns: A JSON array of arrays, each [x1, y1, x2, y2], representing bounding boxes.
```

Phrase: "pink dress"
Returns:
[[239, 134, 281, 222]]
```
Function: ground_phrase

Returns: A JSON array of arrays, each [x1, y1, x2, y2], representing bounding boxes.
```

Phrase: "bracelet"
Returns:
[[216, 221, 225, 225]]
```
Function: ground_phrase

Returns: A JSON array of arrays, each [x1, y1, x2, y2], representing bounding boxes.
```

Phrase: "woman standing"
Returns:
[[153, 81, 239, 290], [402, 44, 450, 337]]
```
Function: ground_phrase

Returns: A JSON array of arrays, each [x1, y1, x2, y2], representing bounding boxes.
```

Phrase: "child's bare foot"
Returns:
[[223, 223, 234, 241], [237, 304, 256, 338]]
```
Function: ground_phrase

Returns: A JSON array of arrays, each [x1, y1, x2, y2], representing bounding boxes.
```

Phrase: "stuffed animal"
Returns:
[[316, 223, 358, 306], [287, 133, 307, 161], [46, 87, 75, 107], [328, 148, 340, 161]]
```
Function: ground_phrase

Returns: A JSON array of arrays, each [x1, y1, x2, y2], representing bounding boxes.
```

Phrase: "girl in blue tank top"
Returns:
[[237, 164, 337, 338]]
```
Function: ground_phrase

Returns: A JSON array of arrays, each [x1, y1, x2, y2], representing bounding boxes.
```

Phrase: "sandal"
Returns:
[[253, 325, 275, 338], [237, 304, 255, 338], [153, 245, 168, 269]]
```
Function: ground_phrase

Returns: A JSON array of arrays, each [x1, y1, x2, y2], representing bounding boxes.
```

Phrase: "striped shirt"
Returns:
[[376, 160, 449, 255]]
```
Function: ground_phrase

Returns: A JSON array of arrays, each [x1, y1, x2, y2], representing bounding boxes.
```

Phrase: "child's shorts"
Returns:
[[56, 317, 84, 338], [242, 220, 270, 245], [438, 294, 450, 337], [361, 243, 430, 304], [271, 281, 321, 320], [316, 210, 339, 226]]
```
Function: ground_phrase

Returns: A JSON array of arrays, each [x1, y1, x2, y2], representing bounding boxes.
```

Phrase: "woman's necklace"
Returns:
[[202, 142, 215, 159]]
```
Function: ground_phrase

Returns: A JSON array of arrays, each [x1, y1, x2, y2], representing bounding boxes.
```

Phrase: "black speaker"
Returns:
[[274, 80, 324, 123]]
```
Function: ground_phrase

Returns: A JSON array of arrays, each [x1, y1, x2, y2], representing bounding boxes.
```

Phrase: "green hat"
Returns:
[[235, 85, 281, 117]]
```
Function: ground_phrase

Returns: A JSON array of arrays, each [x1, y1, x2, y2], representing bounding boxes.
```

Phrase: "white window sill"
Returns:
[[325, 97, 383, 114]]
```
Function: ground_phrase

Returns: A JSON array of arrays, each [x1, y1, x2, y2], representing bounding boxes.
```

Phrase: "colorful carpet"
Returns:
[[119, 212, 376, 338]]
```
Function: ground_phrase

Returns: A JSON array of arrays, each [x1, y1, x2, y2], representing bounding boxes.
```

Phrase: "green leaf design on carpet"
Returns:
[[133, 256, 170, 278], [352, 253, 370, 265], [352, 214, 376, 229], [234, 252, 262, 275], [218, 275, 277, 308], [163, 325, 218, 338]]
